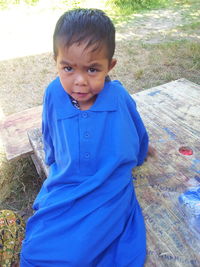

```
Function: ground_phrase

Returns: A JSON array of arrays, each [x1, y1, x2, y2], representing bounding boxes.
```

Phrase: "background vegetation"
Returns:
[[0, 0, 169, 11]]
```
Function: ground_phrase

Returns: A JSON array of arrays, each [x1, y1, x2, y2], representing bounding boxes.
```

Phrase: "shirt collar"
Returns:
[[55, 77, 118, 119]]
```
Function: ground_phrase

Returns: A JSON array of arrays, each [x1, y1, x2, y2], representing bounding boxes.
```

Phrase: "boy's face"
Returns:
[[56, 42, 116, 110]]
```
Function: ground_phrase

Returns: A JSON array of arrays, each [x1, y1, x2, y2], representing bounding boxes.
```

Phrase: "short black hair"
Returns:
[[53, 8, 115, 61]]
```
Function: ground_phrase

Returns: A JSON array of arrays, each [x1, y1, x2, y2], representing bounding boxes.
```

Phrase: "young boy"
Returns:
[[20, 9, 149, 266]]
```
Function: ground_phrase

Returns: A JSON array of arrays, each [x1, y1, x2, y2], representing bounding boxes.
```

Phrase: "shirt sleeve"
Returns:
[[126, 92, 149, 166], [42, 89, 55, 166]]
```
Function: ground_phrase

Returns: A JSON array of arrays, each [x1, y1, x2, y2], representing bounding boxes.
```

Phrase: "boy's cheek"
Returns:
[[92, 81, 106, 94], [59, 78, 71, 91]]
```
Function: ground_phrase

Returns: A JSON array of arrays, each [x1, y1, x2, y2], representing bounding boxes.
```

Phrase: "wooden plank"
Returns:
[[28, 128, 48, 177], [133, 78, 200, 101], [144, 202, 200, 266], [133, 162, 200, 266], [0, 106, 42, 160], [31, 154, 45, 179], [133, 79, 200, 139], [131, 79, 200, 266], [135, 166, 200, 264], [135, 108, 200, 182]]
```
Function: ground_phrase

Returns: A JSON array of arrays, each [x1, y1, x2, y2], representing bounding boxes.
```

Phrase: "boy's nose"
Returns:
[[74, 73, 87, 86]]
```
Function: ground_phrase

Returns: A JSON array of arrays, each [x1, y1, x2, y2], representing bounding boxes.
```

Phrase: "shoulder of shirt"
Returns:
[[44, 77, 61, 98], [108, 80, 138, 114], [109, 80, 125, 93], [43, 77, 80, 118], [108, 80, 135, 103], [43, 77, 70, 109]]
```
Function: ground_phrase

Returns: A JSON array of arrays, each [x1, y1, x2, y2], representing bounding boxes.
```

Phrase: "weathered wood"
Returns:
[[0, 106, 42, 160], [31, 154, 45, 179], [133, 78, 200, 138], [28, 128, 48, 177], [132, 78, 200, 266]]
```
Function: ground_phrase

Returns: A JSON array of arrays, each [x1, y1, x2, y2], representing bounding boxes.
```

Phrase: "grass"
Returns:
[[110, 39, 200, 92], [0, 154, 42, 219], [0, 0, 39, 9], [0, 0, 200, 216], [177, 22, 200, 31], [106, 0, 171, 24], [109, 0, 170, 13]]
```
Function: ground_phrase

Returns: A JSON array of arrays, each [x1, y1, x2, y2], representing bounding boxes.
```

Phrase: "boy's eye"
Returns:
[[64, 66, 73, 72], [88, 68, 97, 73]]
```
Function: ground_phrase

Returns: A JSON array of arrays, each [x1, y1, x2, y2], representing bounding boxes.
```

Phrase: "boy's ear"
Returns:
[[108, 58, 117, 71]]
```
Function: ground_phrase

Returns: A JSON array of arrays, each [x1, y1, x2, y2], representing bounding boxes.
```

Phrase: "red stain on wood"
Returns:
[[179, 146, 193, 156]]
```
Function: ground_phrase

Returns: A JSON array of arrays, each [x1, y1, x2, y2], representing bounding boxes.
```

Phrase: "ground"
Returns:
[[0, 0, 200, 217]]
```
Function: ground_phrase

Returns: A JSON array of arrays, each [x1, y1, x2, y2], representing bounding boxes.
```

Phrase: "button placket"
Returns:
[[79, 111, 94, 174], [82, 112, 88, 118], [84, 152, 91, 159], [84, 131, 90, 139]]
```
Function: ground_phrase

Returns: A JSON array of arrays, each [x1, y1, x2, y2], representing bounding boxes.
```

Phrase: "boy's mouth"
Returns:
[[74, 92, 89, 97]]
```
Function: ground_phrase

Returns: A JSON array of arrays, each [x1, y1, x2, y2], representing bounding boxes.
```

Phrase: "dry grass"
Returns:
[[0, 154, 42, 219], [111, 39, 200, 93], [0, 53, 57, 115], [0, 0, 200, 216]]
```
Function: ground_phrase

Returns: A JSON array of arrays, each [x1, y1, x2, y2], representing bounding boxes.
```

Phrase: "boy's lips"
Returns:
[[74, 92, 89, 97]]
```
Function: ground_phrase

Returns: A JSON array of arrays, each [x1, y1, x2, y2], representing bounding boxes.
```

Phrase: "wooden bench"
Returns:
[[1, 78, 200, 266], [0, 105, 44, 176], [132, 78, 200, 266], [0, 105, 42, 161]]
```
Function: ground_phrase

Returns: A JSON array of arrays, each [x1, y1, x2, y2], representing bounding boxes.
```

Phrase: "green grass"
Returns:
[[110, 0, 169, 12], [173, 0, 200, 23], [106, 0, 170, 24], [153, 41, 200, 69], [177, 22, 200, 31], [0, 0, 39, 8], [110, 39, 200, 93], [0, 0, 170, 14]]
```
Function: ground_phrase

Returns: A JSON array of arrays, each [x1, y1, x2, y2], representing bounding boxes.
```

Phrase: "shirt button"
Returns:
[[82, 112, 88, 118], [84, 132, 90, 138], [84, 152, 90, 159]]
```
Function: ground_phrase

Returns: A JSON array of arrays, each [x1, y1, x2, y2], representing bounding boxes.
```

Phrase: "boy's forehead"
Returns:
[[57, 42, 109, 62]]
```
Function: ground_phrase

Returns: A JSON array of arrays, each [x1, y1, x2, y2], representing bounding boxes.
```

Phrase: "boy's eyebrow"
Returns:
[[88, 63, 103, 68], [59, 60, 71, 65], [59, 60, 103, 68]]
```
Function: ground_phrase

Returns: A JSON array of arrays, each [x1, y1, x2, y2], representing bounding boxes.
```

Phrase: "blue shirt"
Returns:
[[20, 78, 149, 267]]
